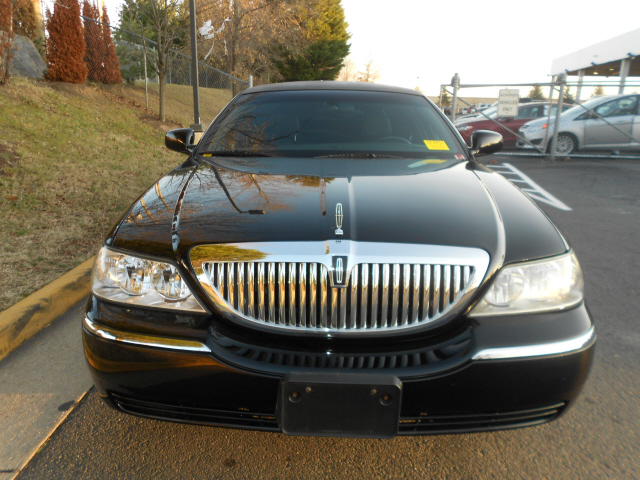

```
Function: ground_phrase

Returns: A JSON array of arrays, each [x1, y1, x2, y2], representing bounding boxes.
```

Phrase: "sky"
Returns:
[[46, 0, 639, 98]]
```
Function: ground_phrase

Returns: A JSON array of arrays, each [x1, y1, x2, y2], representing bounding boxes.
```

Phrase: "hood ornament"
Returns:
[[335, 203, 344, 236]]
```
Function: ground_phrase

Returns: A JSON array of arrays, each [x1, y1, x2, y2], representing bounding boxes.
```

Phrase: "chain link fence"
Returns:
[[82, 16, 248, 127], [439, 75, 640, 159]]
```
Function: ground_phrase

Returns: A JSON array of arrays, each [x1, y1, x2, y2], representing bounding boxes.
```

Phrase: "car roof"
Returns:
[[241, 81, 423, 97]]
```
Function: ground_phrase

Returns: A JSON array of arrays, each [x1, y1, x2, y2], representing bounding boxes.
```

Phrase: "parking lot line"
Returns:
[[490, 163, 572, 211]]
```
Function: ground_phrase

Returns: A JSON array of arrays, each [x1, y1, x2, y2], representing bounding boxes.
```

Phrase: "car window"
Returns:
[[515, 106, 534, 119], [593, 97, 638, 118], [200, 90, 465, 158]]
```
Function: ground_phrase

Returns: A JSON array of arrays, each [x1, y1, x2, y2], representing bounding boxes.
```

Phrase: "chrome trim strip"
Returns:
[[83, 316, 211, 353], [472, 327, 596, 360]]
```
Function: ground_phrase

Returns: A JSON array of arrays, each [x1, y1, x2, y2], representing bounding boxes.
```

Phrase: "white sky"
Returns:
[[46, 0, 639, 97], [341, 0, 639, 97]]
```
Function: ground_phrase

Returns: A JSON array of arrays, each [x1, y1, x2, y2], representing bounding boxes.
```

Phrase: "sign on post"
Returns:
[[498, 89, 519, 117]]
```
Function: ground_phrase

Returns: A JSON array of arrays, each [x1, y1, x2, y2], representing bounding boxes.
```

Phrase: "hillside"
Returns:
[[0, 78, 226, 311]]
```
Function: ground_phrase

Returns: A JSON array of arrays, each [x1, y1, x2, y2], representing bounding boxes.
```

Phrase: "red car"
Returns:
[[456, 102, 569, 147]]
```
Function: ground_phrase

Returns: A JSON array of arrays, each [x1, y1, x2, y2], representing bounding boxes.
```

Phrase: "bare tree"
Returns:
[[357, 57, 380, 83], [121, 0, 189, 121], [337, 56, 357, 81], [197, 0, 308, 84]]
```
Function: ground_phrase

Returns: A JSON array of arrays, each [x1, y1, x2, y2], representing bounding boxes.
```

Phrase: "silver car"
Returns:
[[518, 94, 640, 154]]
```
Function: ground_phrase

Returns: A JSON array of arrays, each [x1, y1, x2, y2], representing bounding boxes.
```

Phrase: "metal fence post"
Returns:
[[451, 73, 460, 123], [549, 73, 566, 161]]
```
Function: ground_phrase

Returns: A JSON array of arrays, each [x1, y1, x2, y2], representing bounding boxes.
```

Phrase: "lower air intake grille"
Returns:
[[398, 403, 566, 435], [111, 393, 279, 432], [111, 393, 564, 434]]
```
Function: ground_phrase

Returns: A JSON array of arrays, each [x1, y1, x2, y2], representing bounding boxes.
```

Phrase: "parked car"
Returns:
[[518, 94, 640, 154], [84, 82, 594, 439], [456, 102, 571, 147]]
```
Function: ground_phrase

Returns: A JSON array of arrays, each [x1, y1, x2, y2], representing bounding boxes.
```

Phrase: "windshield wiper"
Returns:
[[202, 150, 277, 157], [314, 153, 404, 159]]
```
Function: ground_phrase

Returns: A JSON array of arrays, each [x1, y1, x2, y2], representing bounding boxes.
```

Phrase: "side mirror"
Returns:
[[165, 128, 195, 154], [469, 130, 503, 157]]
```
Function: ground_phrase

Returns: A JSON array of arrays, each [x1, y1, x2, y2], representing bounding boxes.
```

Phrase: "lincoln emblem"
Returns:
[[335, 203, 344, 236], [335, 258, 344, 284]]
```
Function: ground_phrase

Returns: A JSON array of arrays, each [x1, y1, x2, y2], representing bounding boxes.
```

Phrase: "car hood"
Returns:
[[172, 158, 504, 256], [111, 156, 566, 271]]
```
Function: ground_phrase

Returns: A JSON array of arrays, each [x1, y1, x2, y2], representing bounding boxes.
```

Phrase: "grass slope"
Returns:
[[0, 78, 208, 311], [101, 82, 234, 127]]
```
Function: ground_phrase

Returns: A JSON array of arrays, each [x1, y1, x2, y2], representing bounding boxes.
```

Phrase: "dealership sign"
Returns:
[[498, 89, 519, 117]]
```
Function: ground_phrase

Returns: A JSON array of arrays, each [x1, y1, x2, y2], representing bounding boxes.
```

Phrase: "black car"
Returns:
[[83, 81, 595, 439]]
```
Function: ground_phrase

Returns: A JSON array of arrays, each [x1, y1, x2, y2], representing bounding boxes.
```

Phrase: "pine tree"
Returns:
[[591, 86, 605, 97], [528, 85, 546, 100], [100, 5, 121, 84], [46, 0, 87, 83], [276, 0, 350, 82], [563, 87, 575, 105], [83, 1, 104, 83]]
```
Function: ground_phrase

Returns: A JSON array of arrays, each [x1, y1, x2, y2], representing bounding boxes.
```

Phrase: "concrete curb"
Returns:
[[0, 257, 95, 362]]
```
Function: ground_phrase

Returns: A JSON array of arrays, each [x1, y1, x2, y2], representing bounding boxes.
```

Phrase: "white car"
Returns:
[[518, 94, 640, 154]]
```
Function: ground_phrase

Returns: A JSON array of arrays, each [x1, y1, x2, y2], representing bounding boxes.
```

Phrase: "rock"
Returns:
[[8, 34, 47, 79]]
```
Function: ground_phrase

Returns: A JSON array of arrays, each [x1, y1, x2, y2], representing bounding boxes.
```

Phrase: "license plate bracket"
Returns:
[[277, 372, 402, 438]]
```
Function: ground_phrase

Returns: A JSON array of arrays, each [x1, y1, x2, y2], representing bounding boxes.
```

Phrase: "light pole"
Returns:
[[189, 0, 204, 136]]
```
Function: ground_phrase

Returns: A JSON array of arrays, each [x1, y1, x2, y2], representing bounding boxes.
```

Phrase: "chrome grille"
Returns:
[[202, 262, 475, 331]]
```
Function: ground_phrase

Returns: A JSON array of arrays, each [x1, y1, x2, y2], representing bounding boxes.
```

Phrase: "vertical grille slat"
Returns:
[[204, 260, 476, 332], [380, 264, 390, 328], [228, 263, 235, 309], [216, 264, 224, 300], [360, 264, 369, 329], [432, 265, 441, 315], [288, 263, 297, 326], [411, 265, 421, 325], [370, 265, 379, 328], [349, 265, 358, 329], [320, 268, 328, 328], [267, 263, 275, 323], [338, 289, 347, 329], [390, 264, 400, 327], [277, 263, 286, 325], [246, 263, 255, 318], [422, 265, 431, 320], [237, 262, 245, 314], [299, 264, 307, 328], [257, 263, 265, 321], [400, 264, 411, 326], [453, 265, 461, 301], [309, 265, 317, 328], [330, 286, 338, 329], [442, 265, 451, 311], [463, 266, 471, 289]]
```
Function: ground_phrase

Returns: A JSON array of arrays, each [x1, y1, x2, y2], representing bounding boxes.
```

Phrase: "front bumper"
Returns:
[[83, 301, 595, 437]]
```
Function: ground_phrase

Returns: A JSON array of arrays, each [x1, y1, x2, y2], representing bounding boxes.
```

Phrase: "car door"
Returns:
[[583, 96, 638, 148]]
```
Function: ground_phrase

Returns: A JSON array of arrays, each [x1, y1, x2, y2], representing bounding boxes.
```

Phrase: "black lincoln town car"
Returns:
[[83, 81, 595, 438]]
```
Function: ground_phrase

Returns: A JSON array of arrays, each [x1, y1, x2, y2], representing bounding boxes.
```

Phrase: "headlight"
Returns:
[[456, 125, 474, 131], [471, 251, 583, 316], [92, 247, 206, 312]]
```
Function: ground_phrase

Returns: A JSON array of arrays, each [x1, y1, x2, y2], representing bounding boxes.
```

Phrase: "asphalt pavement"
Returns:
[[7, 156, 640, 479]]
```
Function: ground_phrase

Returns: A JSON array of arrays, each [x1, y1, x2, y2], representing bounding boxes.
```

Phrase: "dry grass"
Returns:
[[0, 77, 224, 311], [100, 82, 234, 127]]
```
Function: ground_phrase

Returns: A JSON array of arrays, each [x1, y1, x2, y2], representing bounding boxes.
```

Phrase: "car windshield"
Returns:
[[199, 90, 465, 158]]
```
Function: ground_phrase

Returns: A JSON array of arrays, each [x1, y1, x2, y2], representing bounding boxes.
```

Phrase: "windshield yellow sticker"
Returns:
[[424, 140, 450, 150], [408, 159, 447, 168], [202, 153, 213, 157]]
